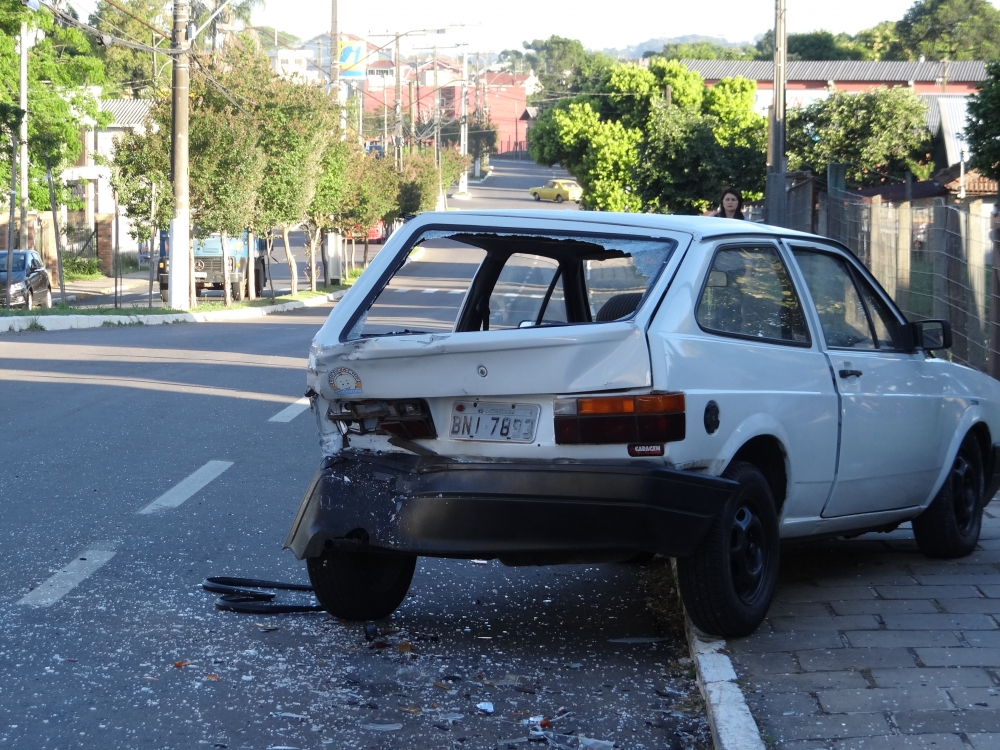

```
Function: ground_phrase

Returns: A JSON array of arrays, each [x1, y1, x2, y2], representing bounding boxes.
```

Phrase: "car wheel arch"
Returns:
[[728, 435, 789, 518], [926, 410, 994, 509]]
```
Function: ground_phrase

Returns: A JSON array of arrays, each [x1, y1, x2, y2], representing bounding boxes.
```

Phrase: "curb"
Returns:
[[672, 560, 765, 750], [0, 290, 345, 334]]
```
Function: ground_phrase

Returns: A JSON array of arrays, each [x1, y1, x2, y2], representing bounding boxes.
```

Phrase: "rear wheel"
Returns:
[[232, 281, 244, 301], [555, 194, 564, 203], [254, 267, 264, 297], [677, 461, 779, 637], [307, 549, 416, 621], [160, 289, 168, 304], [912, 434, 984, 559]]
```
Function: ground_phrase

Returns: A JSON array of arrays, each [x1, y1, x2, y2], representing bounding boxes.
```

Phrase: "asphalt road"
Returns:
[[1, 165, 709, 749]]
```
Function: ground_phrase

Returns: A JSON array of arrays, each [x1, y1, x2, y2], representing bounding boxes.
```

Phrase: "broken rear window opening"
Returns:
[[345, 230, 677, 340]]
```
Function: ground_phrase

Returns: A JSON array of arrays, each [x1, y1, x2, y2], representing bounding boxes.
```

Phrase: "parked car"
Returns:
[[0, 250, 53, 309], [286, 211, 1000, 637], [530, 179, 582, 203]]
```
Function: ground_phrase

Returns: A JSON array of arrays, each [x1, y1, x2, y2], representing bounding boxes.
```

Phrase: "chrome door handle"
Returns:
[[838, 369, 863, 378]]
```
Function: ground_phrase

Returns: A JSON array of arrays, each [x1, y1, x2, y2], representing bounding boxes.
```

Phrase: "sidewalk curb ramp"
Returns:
[[672, 560, 766, 750], [1, 290, 345, 334]]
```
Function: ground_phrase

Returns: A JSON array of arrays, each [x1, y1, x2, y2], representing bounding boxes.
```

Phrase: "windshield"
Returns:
[[347, 229, 676, 339], [0, 252, 26, 272]]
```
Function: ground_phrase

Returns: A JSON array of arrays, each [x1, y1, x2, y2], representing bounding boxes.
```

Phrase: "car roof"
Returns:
[[412, 210, 822, 243]]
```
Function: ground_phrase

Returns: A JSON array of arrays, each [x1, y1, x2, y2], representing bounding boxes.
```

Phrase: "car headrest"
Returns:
[[595, 292, 644, 322]]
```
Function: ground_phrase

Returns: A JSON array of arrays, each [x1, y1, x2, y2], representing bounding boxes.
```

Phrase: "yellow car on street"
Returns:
[[529, 179, 582, 203]]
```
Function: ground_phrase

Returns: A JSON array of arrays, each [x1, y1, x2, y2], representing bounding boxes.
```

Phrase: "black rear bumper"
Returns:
[[283, 451, 736, 562]]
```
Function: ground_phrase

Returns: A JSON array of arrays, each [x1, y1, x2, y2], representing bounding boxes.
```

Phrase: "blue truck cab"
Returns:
[[157, 230, 267, 303]]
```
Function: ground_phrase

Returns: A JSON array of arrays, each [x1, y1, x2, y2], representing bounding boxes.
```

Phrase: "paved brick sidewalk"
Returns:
[[730, 506, 1000, 749]]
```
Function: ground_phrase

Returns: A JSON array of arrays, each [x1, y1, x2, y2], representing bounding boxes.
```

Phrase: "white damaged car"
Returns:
[[285, 211, 1000, 637]]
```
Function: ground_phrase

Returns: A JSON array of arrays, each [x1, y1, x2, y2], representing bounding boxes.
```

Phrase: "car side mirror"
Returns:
[[909, 319, 952, 351], [706, 270, 728, 288]]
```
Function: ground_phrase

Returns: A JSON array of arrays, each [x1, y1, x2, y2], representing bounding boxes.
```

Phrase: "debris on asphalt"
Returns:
[[397, 640, 413, 653], [471, 560, 489, 565], [271, 712, 308, 720], [256, 623, 279, 632], [173, 660, 192, 668], [360, 723, 403, 731], [476, 701, 495, 715], [364, 624, 378, 641], [433, 681, 452, 690]]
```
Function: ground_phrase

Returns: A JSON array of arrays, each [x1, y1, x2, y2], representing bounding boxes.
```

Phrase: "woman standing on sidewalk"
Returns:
[[713, 188, 745, 220]]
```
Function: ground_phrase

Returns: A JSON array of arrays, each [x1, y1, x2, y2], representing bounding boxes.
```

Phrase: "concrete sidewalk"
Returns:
[[731, 507, 1000, 749]]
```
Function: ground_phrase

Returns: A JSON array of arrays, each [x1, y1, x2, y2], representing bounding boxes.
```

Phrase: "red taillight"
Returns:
[[554, 394, 685, 445]]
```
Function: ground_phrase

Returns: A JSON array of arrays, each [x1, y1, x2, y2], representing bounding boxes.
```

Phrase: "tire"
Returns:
[[307, 549, 416, 621], [232, 281, 244, 301], [43, 287, 52, 308], [194, 283, 204, 299], [25, 289, 33, 310], [254, 267, 263, 297], [532, 193, 541, 201], [912, 434, 984, 559], [160, 290, 168, 304], [555, 194, 564, 203], [677, 460, 780, 637]]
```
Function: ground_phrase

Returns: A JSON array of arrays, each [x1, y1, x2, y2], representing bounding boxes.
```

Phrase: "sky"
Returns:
[[244, 0, 1000, 54]]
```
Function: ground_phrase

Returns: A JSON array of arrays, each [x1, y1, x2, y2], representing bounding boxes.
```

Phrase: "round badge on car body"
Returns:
[[477, 365, 488, 378], [704, 400, 720, 435]]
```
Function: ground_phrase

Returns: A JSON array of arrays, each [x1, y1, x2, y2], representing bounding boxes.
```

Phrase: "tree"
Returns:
[[897, 0, 1000, 61], [786, 88, 933, 188], [522, 35, 614, 105], [529, 101, 642, 212], [965, 61, 1000, 184], [89, 1, 170, 98], [305, 140, 355, 290], [787, 31, 864, 61], [188, 92, 265, 305], [1, 2, 109, 214], [349, 153, 399, 267], [649, 59, 704, 110], [653, 40, 752, 61], [703, 77, 767, 151], [852, 21, 906, 60]]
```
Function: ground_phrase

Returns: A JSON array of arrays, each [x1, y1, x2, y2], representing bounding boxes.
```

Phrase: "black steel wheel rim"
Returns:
[[729, 504, 767, 604], [951, 451, 979, 534]]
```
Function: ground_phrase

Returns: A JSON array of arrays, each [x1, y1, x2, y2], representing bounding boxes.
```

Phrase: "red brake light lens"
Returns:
[[554, 394, 685, 446]]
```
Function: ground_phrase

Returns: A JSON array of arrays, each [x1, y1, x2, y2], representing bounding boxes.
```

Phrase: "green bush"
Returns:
[[63, 256, 100, 276]]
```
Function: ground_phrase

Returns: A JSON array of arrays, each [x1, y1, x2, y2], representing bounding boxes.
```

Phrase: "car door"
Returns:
[[789, 243, 944, 516], [28, 253, 45, 293], [539, 181, 555, 200], [648, 240, 840, 525]]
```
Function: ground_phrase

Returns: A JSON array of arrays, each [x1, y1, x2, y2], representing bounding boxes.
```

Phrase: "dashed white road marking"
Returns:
[[17, 546, 117, 607], [448, 289, 465, 294], [421, 288, 439, 294], [269, 397, 311, 423], [138, 460, 234, 515]]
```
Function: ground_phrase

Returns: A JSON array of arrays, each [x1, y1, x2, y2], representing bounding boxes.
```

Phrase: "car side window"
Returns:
[[489, 253, 566, 329], [792, 249, 902, 350], [696, 244, 810, 345]]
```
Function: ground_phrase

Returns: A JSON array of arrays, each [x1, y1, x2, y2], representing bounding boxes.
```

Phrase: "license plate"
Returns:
[[449, 402, 540, 443]]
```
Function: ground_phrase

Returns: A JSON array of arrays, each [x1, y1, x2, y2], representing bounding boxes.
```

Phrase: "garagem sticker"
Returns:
[[329, 367, 363, 395]]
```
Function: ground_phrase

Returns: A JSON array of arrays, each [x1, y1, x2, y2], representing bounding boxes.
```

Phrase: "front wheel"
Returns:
[[912, 434, 984, 559], [677, 461, 779, 637], [43, 287, 53, 308], [532, 193, 540, 201], [25, 289, 33, 310], [232, 281, 245, 301], [307, 549, 416, 621]]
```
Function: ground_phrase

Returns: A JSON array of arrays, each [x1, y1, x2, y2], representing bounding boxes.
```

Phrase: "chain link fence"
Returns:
[[825, 190, 999, 377]]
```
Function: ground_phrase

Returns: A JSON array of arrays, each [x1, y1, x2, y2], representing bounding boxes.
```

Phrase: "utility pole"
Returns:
[[771, 0, 787, 175], [394, 32, 403, 170], [168, 0, 191, 310], [433, 45, 442, 208], [408, 79, 416, 149], [766, 0, 788, 227], [457, 51, 468, 195], [5, 129, 16, 310], [19, 22, 29, 250], [329, 0, 338, 87]]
